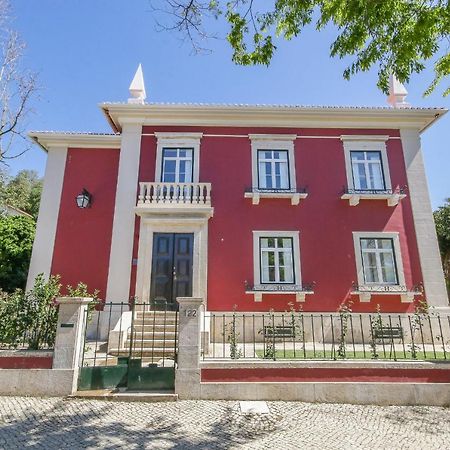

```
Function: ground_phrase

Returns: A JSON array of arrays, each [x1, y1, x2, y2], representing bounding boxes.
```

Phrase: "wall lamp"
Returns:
[[76, 188, 92, 209]]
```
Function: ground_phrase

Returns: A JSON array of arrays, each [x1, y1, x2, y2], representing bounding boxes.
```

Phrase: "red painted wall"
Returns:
[[137, 126, 423, 313], [51, 148, 119, 299], [0, 355, 53, 369]]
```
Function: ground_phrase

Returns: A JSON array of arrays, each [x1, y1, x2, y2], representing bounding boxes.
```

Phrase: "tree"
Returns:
[[158, 0, 449, 96], [434, 199, 450, 296], [0, 168, 42, 218], [0, 0, 38, 163], [0, 215, 35, 292]]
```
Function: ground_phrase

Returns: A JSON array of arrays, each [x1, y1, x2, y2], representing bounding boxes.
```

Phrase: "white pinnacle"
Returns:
[[387, 74, 410, 108], [128, 64, 146, 104]]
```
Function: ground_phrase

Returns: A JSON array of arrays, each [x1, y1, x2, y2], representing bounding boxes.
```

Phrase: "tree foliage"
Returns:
[[158, 0, 450, 96], [0, 0, 38, 163], [0, 168, 42, 218], [0, 215, 35, 292], [434, 198, 450, 294]]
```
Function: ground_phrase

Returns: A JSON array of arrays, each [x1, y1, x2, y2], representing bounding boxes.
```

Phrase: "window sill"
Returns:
[[245, 284, 314, 303], [351, 285, 420, 303], [341, 189, 406, 207], [244, 189, 308, 205]]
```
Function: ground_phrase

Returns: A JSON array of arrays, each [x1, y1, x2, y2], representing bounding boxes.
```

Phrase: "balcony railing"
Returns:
[[136, 182, 213, 215]]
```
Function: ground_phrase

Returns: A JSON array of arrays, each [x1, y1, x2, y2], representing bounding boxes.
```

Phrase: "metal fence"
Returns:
[[81, 300, 178, 368], [202, 311, 450, 361]]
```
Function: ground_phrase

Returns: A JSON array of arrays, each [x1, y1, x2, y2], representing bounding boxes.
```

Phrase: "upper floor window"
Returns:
[[246, 135, 307, 205], [161, 148, 193, 183], [258, 150, 290, 190], [351, 151, 385, 191], [360, 237, 397, 284], [260, 236, 294, 283], [155, 132, 202, 183]]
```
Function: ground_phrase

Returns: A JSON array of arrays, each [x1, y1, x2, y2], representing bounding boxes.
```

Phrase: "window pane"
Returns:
[[267, 238, 275, 247], [351, 151, 365, 161], [367, 151, 381, 161], [361, 239, 376, 249], [163, 149, 177, 157], [379, 239, 393, 250], [362, 252, 378, 283], [380, 252, 397, 283], [281, 238, 292, 248], [261, 238, 269, 247], [368, 161, 384, 189]]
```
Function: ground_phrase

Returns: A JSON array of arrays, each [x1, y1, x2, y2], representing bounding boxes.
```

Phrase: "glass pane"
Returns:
[[380, 252, 397, 283], [261, 238, 269, 247], [362, 252, 378, 283], [367, 151, 381, 161], [279, 267, 285, 282], [284, 262, 294, 283], [355, 163, 367, 189], [361, 239, 376, 249], [267, 238, 275, 247], [163, 149, 177, 157], [351, 151, 365, 161], [378, 239, 393, 250], [368, 161, 384, 189], [268, 252, 275, 265], [268, 267, 276, 282]]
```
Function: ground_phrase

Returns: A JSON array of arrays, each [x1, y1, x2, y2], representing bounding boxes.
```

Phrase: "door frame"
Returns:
[[135, 216, 209, 306]]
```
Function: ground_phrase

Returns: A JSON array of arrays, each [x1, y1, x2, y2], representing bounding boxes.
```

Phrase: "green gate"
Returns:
[[78, 301, 178, 391]]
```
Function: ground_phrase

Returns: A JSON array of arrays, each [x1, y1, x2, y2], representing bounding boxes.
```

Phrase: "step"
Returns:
[[130, 331, 177, 340], [109, 349, 177, 357], [132, 318, 178, 326], [129, 339, 177, 349], [131, 324, 178, 332], [72, 390, 178, 402], [135, 311, 178, 319]]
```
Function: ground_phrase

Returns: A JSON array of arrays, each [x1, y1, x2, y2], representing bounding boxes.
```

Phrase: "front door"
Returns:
[[150, 233, 194, 310]]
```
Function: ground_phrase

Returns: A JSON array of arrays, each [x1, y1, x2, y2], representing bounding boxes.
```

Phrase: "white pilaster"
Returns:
[[26, 146, 68, 291], [105, 122, 142, 303], [400, 129, 449, 310]]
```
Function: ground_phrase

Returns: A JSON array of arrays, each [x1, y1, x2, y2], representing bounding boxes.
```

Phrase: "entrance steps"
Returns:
[[73, 390, 178, 402], [108, 309, 179, 361]]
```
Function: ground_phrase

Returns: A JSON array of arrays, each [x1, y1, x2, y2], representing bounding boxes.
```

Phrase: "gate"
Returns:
[[78, 301, 178, 391]]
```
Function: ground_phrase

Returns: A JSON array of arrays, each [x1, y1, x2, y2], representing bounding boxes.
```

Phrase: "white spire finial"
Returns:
[[387, 74, 410, 108], [128, 64, 146, 104]]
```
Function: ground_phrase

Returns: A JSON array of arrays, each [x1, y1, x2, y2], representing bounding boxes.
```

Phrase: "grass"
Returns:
[[255, 348, 449, 361]]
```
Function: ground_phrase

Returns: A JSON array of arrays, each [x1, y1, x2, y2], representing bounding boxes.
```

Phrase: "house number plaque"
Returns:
[[185, 309, 197, 317]]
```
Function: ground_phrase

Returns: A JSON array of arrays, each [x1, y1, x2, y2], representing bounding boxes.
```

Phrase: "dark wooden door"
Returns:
[[150, 233, 193, 310]]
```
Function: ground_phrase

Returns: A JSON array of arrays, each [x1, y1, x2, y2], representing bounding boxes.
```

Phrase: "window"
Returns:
[[260, 237, 294, 283], [247, 135, 307, 205], [257, 150, 290, 190], [155, 132, 202, 183], [341, 135, 392, 192], [360, 238, 397, 284], [353, 232, 405, 288], [161, 148, 193, 183], [351, 151, 385, 190]]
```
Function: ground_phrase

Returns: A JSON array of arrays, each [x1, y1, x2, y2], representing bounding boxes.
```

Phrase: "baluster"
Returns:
[[152, 183, 158, 203], [194, 183, 200, 204], [205, 184, 211, 205], [138, 183, 145, 204], [146, 183, 152, 204], [179, 183, 185, 203]]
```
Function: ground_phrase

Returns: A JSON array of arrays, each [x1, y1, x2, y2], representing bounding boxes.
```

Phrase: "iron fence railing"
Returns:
[[202, 311, 450, 361], [81, 300, 178, 368]]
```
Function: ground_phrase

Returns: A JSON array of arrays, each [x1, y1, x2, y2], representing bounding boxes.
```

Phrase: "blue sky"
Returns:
[[8, 0, 450, 209]]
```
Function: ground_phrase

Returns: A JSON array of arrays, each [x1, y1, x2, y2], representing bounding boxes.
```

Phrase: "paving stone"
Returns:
[[0, 396, 449, 449]]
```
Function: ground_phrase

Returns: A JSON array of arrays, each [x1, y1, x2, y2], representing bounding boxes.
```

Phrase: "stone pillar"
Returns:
[[175, 297, 203, 399], [53, 297, 92, 372]]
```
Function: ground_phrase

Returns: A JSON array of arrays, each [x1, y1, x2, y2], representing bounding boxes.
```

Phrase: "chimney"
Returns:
[[387, 74, 410, 108], [128, 64, 146, 104]]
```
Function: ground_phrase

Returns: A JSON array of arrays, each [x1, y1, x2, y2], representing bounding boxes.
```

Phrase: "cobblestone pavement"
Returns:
[[0, 396, 449, 449]]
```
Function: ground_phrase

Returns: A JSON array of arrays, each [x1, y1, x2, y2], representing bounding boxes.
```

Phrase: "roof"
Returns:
[[100, 102, 447, 134]]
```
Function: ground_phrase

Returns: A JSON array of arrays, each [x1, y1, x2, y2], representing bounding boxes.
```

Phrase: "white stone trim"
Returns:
[[341, 135, 392, 191], [400, 129, 449, 310], [249, 231, 308, 302], [135, 216, 209, 306], [26, 145, 68, 290], [28, 132, 121, 152], [351, 232, 416, 303], [154, 132, 202, 183], [105, 123, 142, 303]]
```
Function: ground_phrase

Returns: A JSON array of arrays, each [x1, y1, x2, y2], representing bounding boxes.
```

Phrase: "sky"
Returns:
[[6, 0, 450, 209]]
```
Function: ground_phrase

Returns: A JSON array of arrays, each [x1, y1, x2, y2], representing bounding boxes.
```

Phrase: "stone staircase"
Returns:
[[108, 310, 178, 365]]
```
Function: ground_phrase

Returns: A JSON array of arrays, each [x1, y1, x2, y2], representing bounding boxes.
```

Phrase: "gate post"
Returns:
[[53, 297, 92, 392], [175, 297, 203, 399]]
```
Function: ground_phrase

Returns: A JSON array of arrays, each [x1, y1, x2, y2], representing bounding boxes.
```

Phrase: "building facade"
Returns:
[[27, 72, 449, 316]]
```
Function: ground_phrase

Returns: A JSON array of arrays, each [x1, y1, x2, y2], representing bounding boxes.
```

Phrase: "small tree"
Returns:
[[0, 214, 35, 292], [434, 199, 450, 299]]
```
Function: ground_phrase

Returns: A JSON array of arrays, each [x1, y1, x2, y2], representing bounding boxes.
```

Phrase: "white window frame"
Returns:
[[259, 235, 295, 284], [350, 150, 386, 191], [341, 135, 392, 191], [161, 148, 194, 183], [352, 232, 415, 303], [257, 149, 290, 190], [246, 135, 307, 205], [155, 132, 202, 183]]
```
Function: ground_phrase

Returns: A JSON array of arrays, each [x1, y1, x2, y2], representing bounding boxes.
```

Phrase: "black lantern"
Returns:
[[76, 189, 92, 208]]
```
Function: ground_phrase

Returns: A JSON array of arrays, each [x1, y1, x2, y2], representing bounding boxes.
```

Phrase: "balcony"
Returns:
[[351, 283, 422, 303], [136, 182, 213, 217], [341, 187, 407, 207]]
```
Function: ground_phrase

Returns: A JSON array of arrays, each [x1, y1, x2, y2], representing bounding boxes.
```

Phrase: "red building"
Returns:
[[27, 67, 449, 317]]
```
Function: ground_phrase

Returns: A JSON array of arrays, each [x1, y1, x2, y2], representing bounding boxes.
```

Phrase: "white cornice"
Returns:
[[29, 132, 122, 152], [100, 103, 447, 134]]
